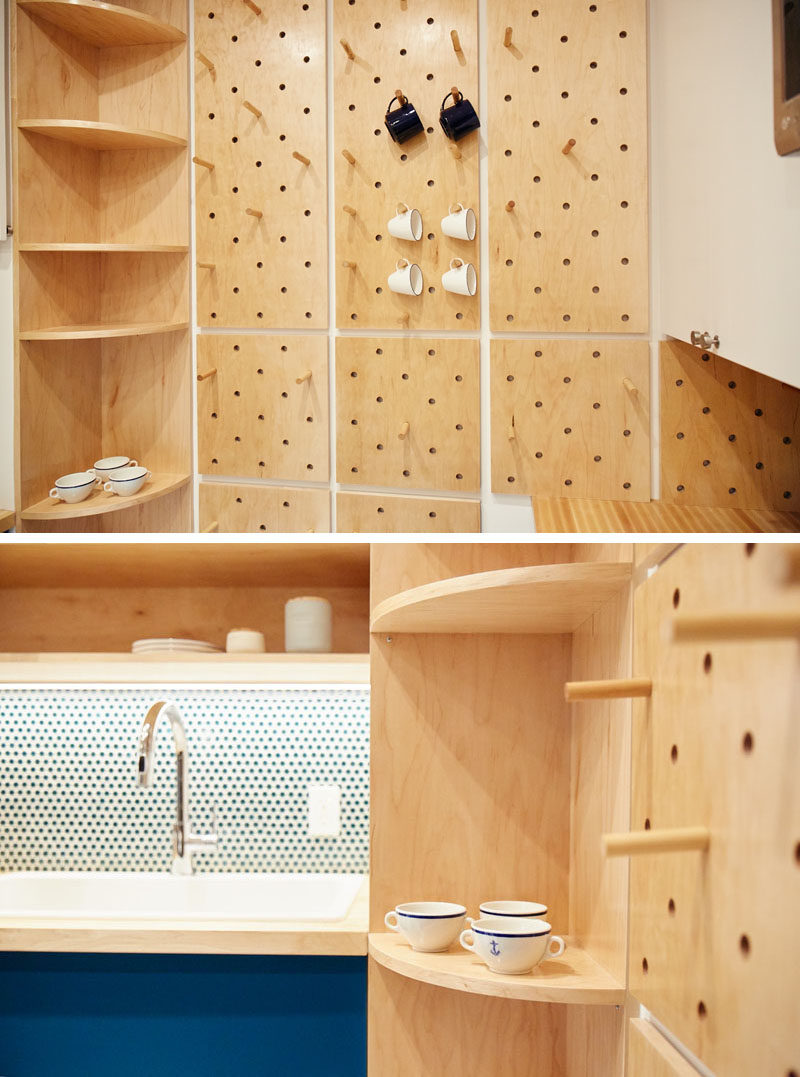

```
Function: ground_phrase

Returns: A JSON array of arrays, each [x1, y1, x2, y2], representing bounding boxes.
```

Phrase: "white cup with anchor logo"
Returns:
[[388, 202, 423, 241], [388, 258, 423, 296], [441, 202, 476, 240], [459, 917, 565, 975], [441, 257, 477, 296]]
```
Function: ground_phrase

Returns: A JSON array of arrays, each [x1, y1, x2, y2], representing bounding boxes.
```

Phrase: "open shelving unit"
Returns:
[[12, 0, 191, 531]]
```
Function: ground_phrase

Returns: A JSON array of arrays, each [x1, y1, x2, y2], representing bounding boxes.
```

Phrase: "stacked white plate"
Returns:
[[131, 638, 223, 654]]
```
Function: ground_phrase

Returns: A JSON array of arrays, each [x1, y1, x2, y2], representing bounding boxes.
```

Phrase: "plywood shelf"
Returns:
[[18, 119, 187, 150], [532, 496, 800, 534], [17, 0, 185, 46], [0, 510, 15, 532], [18, 244, 190, 253], [19, 321, 190, 341], [20, 473, 190, 520], [0, 652, 370, 684], [369, 933, 625, 1006], [370, 562, 632, 635]]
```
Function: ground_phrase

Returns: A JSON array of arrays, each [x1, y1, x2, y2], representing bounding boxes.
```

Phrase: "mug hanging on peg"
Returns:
[[385, 91, 424, 144], [503, 26, 513, 47], [243, 100, 262, 118], [561, 138, 577, 155], [440, 88, 480, 141], [293, 151, 311, 166], [197, 368, 217, 382], [245, 208, 263, 218], [196, 51, 215, 73], [339, 38, 355, 60], [296, 370, 312, 385], [192, 156, 215, 170], [398, 422, 410, 440], [341, 149, 356, 164], [450, 29, 462, 54]]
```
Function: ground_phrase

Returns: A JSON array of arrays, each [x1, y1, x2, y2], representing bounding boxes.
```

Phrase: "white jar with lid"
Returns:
[[284, 596, 332, 653]]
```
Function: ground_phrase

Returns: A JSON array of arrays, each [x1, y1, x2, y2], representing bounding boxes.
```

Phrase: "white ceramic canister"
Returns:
[[226, 628, 266, 654], [285, 596, 332, 653]]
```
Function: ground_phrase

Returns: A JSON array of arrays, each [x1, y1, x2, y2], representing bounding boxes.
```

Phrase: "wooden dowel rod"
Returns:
[[623, 376, 639, 395], [340, 38, 354, 60], [293, 151, 310, 165], [450, 29, 462, 53], [565, 678, 653, 702], [196, 368, 217, 382], [197, 262, 216, 270], [196, 51, 214, 72], [561, 138, 577, 155], [295, 370, 312, 384], [451, 85, 461, 101], [342, 260, 357, 269], [341, 148, 356, 164], [670, 610, 800, 642], [242, 0, 261, 14], [395, 88, 407, 106], [450, 143, 462, 160], [398, 421, 410, 439], [604, 827, 710, 858], [192, 156, 214, 170], [508, 425, 515, 441], [245, 207, 263, 218], [342, 204, 357, 216], [201, 520, 219, 533], [242, 99, 262, 118], [505, 200, 516, 211], [504, 26, 513, 47]]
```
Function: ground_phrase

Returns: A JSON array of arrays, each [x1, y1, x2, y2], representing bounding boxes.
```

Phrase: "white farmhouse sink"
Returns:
[[0, 871, 364, 922]]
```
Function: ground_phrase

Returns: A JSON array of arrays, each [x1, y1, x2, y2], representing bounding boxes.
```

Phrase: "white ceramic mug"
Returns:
[[441, 258, 477, 296], [103, 466, 151, 497], [388, 258, 423, 296], [388, 202, 423, 241], [459, 917, 565, 975], [49, 472, 101, 504], [91, 456, 137, 481], [285, 596, 332, 653], [441, 202, 476, 240], [384, 902, 467, 952]]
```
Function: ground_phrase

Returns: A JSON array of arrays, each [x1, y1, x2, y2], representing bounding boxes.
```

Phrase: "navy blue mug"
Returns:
[[439, 89, 480, 142], [385, 93, 424, 144]]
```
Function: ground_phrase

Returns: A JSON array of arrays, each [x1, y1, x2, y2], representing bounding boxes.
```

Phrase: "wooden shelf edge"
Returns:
[[0, 653, 371, 684], [18, 119, 187, 149], [20, 473, 190, 520], [19, 321, 190, 340], [370, 562, 633, 635], [19, 244, 189, 253], [0, 510, 15, 532], [368, 933, 625, 1005], [17, 0, 186, 46]]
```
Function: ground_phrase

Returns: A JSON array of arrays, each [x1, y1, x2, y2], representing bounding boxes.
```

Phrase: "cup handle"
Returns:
[[129, 459, 138, 469], [103, 481, 114, 493], [459, 929, 476, 953], [385, 911, 400, 932], [547, 935, 566, 959], [92, 476, 102, 487], [145, 471, 152, 481], [48, 488, 60, 500], [465, 916, 474, 927]]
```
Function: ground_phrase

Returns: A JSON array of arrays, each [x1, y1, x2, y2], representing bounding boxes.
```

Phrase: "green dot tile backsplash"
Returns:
[[0, 687, 369, 874]]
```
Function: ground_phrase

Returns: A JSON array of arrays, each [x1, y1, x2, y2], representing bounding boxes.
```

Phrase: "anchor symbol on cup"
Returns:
[[490, 938, 501, 957]]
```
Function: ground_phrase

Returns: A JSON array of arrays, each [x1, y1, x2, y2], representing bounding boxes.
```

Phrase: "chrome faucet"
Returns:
[[137, 700, 218, 875]]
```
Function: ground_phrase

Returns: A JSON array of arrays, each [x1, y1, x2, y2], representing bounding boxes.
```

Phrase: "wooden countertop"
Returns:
[[0, 877, 369, 956]]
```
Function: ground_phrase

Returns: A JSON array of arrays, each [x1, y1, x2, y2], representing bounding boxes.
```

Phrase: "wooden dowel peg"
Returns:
[[196, 51, 215, 72], [340, 38, 355, 60], [243, 100, 262, 118], [201, 520, 219, 533], [565, 677, 653, 702], [395, 89, 407, 107], [562, 138, 577, 155], [342, 204, 357, 216], [342, 260, 357, 269], [242, 0, 261, 14], [505, 200, 516, 211], [776, 544, 800, 586], [192, 156, 215, 171], [398, 422, 410, 440], [504, 26, 513, 47], [197, 261, 216, 270], [670, 610, 800, 643], [245, 207, 263, 219], [450, 29, 462, 53], [623, 377, 639, 396], [450, 143, 462, 160], [398, 311, 410, 326], [295, 370, 313, 385], [451, 85, 461, 102], [196, 368, 217, 382], [293, 151, 310, 166], [508, 425, 515, 441], [604, 827, 711, 858], [341, 149, 356, 164]]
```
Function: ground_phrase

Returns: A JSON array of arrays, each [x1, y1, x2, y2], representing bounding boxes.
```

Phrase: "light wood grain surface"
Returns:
[[336, 490, 480, 533], [199, 481, 331, 534], [532, 495, 800, 533], [18, 0, 185, 46], [627, 1019, 701, 1077]]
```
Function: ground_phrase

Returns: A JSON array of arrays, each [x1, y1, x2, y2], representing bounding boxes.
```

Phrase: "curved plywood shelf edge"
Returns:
[[21, 473, 190, 520], [17, 0, 186, 46], [0, 510, 16, 532], [370, 562, 632, 635], [17, 120, 187, 150], [368, 933, 625, 1006], [19, 321, 190, 341]]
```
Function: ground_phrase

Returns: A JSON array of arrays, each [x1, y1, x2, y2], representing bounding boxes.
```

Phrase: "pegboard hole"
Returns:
[[506, 259, 514, 267], [563, 258, 571, 266], [592, 401, 601, 409], [505, 149, 513, 156], [376, 396, 383, 403], [534, 230, 542, 238], [561, 91, 569, 99], [591, 173, 598, 181], [402, 469, 410, 477], [589, 60, 598, 68], [564, 427, 572, 435], [532, 118, 540, 125], [560, 34, 568, 42], [742, 731, 754, 753], [506, 315, 514, 322], [795, 842, 800, 866], [231, 34, 237, 42], [621, 257, 629, 265], [376, 443, 384, 451], [455, 374, 463, 381], [351, 467, 358, 474], [563, 203, 570, 210], [455, 424, 463, 431], [399, 48, 407, 55], [377, 506, 384, 513], [620, 29, 628, 38], [456, 473, 463, 480], [534, 287, 542, 295], [211, 412, 218, 419], [350, 419, 358, 426], [428, 447, 437, 454], [673, 588, 680, 609], [507, 476, 515, 483], [563, 376, 571, 384], [784, 436, 793, 445], [427, 16, 434, 23], [426, 73, 434, 81], [535, 451, 543, 459], [677, 484, 684, 491], [593, 455, 601, 462], [534, 175, 541, 183], [208, 113, 215, 120], [703, 653, 713, 674], [745, 543, 756, 556], [535, 401, 543, 408], [621, 200, 629, 208], [400, 153, 407, 161], [504, 94, 512, 102], [402, 373, 409, 380], [427, 179, 435, 187], [668, 898, 676, 915], [235, 497, 242, 503], [592, 285, 600, 294], [644, 818, 651, 829], [428, 398, 436, 404], [564, 479, 572, 486], [621, 314, 630, 322], [670, 744, 678, 764], [591, 117, 599, 125], [623, 481, 631, 489], [697, 1001, 707, 1020], [642, 957, 648, 974], [373, 76, 381, 84]]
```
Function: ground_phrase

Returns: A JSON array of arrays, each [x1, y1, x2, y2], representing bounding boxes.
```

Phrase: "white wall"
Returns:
[[651, 0, 800, 388]]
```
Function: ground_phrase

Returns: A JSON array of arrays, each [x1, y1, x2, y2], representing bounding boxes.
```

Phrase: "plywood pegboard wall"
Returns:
[[199, 481, 330, 532], [336, 337, 480, 493], [491, 339, 650, 500], [630, 543, 800, 1077], [487, 0, 648, 332], [336, 490, 480, 533], [194, 0, 327, 328], [197, 334, 329, 481], [660, 339, 800, 509], [333, 0, 479, 330]]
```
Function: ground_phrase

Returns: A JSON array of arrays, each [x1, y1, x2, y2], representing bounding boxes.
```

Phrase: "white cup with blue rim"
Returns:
[[49, 471, 101, 504], [475, 900, 548, 920], [459, 917, 565, 975], [103, 465, 151, 497], [384, 901, 467, 952]]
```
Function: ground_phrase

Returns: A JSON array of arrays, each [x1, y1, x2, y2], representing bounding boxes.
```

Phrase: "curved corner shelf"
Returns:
[[19, 244, 189, 253], [18, 119, 187, 150], [0, 509, 15, 532], [370, 562, 632, 635], [17, 0, 186, 46], [21, 473, 190, 521], [19, 321, 189, 341], [368, 933, 624, 1006]]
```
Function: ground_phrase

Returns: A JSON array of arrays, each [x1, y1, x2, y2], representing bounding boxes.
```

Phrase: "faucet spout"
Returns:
[[137, 701, 218, 875]]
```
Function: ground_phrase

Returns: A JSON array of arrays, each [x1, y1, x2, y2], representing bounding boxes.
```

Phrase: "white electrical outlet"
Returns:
[[307, 783, 341, 838]]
